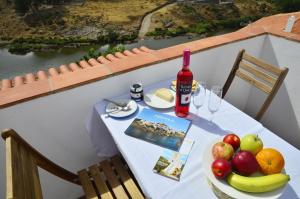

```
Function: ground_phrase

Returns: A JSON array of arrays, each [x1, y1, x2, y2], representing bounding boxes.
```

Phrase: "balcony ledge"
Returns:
[[1, 12, 300, 108]]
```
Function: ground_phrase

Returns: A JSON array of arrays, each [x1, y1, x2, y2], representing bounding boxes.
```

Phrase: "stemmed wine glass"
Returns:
[[193, 81, 206, 116], [208, 85, 222, 122]]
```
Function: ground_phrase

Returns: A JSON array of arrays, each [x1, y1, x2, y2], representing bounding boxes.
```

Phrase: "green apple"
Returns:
[[240, 134, 263, 155]]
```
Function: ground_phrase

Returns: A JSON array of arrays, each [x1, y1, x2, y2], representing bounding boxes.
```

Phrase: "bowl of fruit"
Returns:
[[203, 133, 290, 199]]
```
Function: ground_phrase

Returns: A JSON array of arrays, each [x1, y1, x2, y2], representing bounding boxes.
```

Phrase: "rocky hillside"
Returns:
[[147, 0, 278, 37], [0, 0, 168, 41]]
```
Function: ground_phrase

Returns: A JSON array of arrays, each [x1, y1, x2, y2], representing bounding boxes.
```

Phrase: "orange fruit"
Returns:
[[256, 148, 285, 175]]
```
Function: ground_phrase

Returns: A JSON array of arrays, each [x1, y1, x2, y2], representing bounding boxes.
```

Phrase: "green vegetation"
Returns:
[[0, 0, 167, 46], [146, 15, 263, 37], [146, 26, 188, 37], [274, 0, 300, 12], [9, 36, 92, 54], [79, 45, 126, 62], [8, 32, 136, 54], [12, 36, 92, 45], [2, 0, 299, 54], [147, 0, 278, 38], [9, 43, 43, 54], [13, 0, 30, 15], [212, 15, 263, 29], [96, 30, 138, 44], [13, 0, 68, 15]]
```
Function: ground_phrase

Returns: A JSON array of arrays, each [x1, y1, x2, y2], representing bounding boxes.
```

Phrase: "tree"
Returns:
[[46, 0, 65, 4], [14, 0, 30, 15], [13, 0, 65, 15], [30, 0, 43, 14], [13, 0, 42, 15], [275, 0, 300, 12]]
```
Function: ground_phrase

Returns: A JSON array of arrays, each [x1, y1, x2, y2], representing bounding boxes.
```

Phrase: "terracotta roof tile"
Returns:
[[0, 79, 51, 106], [88, 58, 101, 66], [288, 33, 300, 41], [49, 66, 112, 91], [223, 31, 253, 41], [79, 60, 92, 68], [25, 73, 35, 83], [37, 71, 48, 80], [183, 35, 232, 52], [240, 12, 300, 42], [115, 52, 127, 59], [59, 65, 71, 74], [153, 44, 188, 60], [132, 48, 145, 54], [14, 76, 24, 87], [49, 67, 59, 76], [106, 52, 160, 74], [292, 18, 300, 34], [106, 54, 119, 61], [123, 50, 136, 56], [69, 63, 81, 71], [1, 79, 12, 91], [140, 46, 153, 53], [1, 12, 300, 108], [97, 56, 111, 64]]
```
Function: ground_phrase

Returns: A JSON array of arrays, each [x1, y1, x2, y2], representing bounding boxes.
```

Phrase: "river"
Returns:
[[0, 35, 203, 79]]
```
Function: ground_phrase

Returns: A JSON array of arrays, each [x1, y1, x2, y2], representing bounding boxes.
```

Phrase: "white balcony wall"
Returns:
[[208, 36, 266, 110], [245, 35, 300, 149], [0, 35, 271, 199]]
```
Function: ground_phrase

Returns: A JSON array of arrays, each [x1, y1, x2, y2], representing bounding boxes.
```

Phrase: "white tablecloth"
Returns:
[[86, 78, 300, 199]]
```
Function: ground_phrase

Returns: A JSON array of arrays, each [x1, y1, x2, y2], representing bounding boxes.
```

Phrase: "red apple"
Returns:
[[232, 151, 260, 176], [211, 159, 232, 179], [212, 142, 234, 160], [223, 134, 240, 151]]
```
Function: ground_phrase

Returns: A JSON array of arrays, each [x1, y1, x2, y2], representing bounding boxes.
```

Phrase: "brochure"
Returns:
[[124, 108, 192, 151], [153, 139, 194, 181]]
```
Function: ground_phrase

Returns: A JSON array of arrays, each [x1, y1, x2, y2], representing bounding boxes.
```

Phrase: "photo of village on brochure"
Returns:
[[153, 139, 194, 181], [124, 108, 192, 151]]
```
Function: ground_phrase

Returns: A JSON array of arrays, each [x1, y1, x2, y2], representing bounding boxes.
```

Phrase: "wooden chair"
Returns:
[[1, 129, 144, 199], [223, 49, 289, 121]]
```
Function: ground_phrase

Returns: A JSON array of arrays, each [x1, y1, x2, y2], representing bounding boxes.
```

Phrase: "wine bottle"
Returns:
[[175, 49, 193, 117]]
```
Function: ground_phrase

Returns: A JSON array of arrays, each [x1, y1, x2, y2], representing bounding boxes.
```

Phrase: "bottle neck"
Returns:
[[182, 49, 190, 70], [182, 64, 189, 70]]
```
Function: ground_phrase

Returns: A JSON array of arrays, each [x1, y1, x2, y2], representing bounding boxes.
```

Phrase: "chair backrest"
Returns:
[[222, 49, 289, 121], [1, 129, 80, 199]]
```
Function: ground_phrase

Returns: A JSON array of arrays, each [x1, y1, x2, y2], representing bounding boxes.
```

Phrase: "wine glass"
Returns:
[[208, 85, 222, 122], [193, 81, 206, 115]]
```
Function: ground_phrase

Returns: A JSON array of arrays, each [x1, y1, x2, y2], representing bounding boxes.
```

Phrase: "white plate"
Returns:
[[144, 89, 175, 109], [105, 99, 138, 118], [203, 139, 286, 199]]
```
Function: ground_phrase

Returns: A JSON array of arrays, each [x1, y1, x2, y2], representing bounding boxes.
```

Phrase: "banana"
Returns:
[[227, 173, 290, 193]]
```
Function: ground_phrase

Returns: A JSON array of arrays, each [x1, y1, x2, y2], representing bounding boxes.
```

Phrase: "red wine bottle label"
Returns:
[[179, 83, 192, 106]]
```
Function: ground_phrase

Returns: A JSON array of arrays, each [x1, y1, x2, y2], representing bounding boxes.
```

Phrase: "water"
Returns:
[[0, 35, 202, 79]]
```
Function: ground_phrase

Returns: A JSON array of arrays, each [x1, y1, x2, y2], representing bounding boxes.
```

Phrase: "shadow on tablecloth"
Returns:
[[187, 112, 228, 136]]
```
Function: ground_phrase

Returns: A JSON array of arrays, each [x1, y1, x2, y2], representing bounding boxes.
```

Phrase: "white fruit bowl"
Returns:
[[203, 138, 287, 199]]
